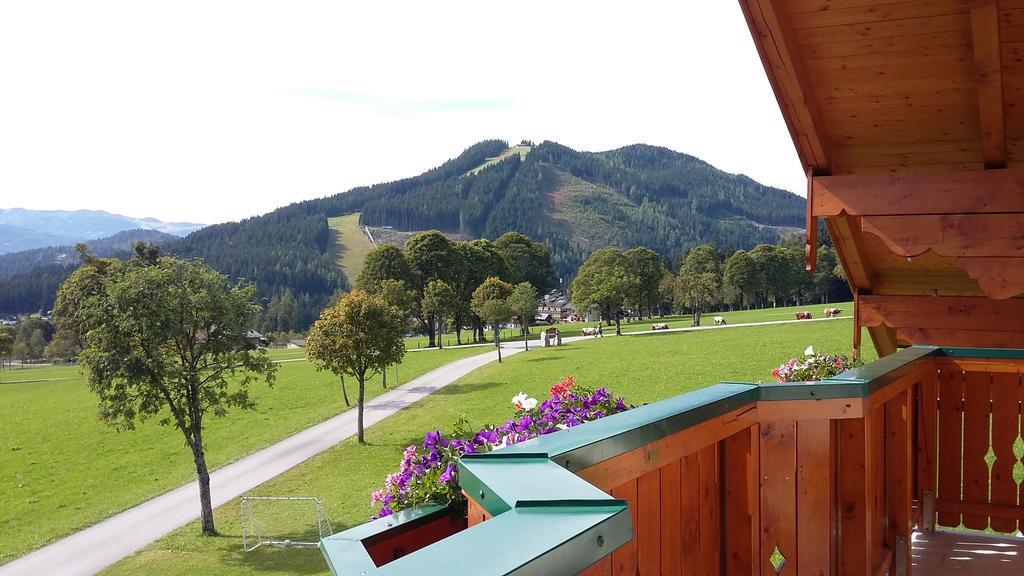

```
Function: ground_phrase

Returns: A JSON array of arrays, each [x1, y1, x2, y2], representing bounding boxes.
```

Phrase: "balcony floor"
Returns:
[[912, 529, 1024, 575]]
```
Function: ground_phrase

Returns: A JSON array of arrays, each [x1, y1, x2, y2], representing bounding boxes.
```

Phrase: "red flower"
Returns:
[[550, 375, 576, 398]]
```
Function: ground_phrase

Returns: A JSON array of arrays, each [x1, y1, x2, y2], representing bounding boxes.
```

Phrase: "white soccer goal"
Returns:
[[239, 496, 334, 552]]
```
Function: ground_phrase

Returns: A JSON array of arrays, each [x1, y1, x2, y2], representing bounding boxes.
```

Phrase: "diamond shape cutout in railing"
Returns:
[[769, 544, 786, 574]]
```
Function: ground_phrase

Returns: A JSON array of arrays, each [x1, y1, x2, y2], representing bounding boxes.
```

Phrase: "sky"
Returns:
[[0, 1, 804, 225]]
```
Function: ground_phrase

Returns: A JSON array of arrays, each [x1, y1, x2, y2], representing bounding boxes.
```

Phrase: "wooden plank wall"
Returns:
[[922, 366, 1024, 534]]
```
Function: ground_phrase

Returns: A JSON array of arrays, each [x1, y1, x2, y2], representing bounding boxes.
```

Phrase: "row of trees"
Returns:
[[571, 237, 851, 329], [0, 317, 82, 367], [355, 230, 556, 347]]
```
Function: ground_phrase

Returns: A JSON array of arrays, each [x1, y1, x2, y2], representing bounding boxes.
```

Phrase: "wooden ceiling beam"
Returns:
[[969, 0, 1007, 168], [860, 294, 1024, 332], [812, 169, 1024, 217], [739, 0, 831, 172]]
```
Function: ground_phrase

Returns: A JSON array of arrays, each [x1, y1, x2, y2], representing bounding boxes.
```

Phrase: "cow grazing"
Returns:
[[824, 308, 843, 318], [713, 316, 726, 326], [795, 311, 812, 320], [651, 323, 669, 331], [581, 327, 598, 336]]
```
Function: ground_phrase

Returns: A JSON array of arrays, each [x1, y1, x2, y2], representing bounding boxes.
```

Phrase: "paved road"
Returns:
[[0, 346, 528, 576]]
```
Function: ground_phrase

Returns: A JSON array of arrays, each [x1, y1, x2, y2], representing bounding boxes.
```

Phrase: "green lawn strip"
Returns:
[[0, 347, 484, 562], [402, 300, 855, 348], [327, 213, 375, 286], [104, 320, 872, 575]]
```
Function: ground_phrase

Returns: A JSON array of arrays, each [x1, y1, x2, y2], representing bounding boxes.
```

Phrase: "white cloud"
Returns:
[[0, 0, 803, 224]]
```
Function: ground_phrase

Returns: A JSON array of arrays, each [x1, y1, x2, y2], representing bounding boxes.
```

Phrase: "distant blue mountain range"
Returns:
[[0, 208, 205, 254]]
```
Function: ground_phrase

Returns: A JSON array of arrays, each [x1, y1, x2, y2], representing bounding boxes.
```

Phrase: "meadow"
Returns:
[[327, 213, 375, 287], [104, 318, 873, 575], [0, 346, 485, 562], [402, 300, 854, 348]]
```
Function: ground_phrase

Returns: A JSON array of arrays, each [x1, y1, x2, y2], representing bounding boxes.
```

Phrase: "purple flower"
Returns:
[[423, 430, 444, 449], [438, 464, 455, 484], [474, 429, 499, 445], [378, 505, 393, 517]]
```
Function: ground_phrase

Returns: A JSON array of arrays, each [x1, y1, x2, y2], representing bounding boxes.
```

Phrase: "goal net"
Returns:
[[239, 496, 334, 552]]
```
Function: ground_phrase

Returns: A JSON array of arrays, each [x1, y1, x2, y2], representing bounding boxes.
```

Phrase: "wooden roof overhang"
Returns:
[[739, 0, 1024, 356]]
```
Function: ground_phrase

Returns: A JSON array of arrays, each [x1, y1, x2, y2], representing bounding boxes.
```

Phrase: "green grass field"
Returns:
[[104, 318, 873, 575], [464, 145, 531, 176], [0, 346, 485, 563], [327, 213, 376, 286], [401, 300, 854, 348]]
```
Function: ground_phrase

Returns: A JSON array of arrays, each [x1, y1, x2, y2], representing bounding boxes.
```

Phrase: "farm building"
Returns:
[[537, 289, 577, 323], [319, 2, 1024, 574]]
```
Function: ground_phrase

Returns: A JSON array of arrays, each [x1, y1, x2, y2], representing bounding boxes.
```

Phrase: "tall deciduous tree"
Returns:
[[570, 248, 638, 336], [357, 245, 414, 292], [405, 231, 463, 347], [0, 328, 13, 368], [471, 277, 514, 362], [53, 248, 277, 535], [494, 232, 557, 294], [624, 247, 663, 319], [306, 290, 406, 443], [421, 280, 458, 349], [507, 282, 537, 351], [675, 243, 722, 327], [722, 250, 760, 309], [454, 239, 508, 344]]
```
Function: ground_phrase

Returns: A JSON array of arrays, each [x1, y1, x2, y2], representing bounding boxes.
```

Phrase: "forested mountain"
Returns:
[[0, 208, 204, 254], [0, 140, 805, 327], [0, 229, 178, 278]]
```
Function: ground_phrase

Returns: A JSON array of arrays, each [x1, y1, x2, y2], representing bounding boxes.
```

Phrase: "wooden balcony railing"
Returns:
[[319, 346, 1024, 575]]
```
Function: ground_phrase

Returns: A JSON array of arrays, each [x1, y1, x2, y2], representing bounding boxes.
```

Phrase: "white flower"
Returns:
[[521, 397, 538, 411], [804, 345, 815, 357], [511, 392, 529, 407]]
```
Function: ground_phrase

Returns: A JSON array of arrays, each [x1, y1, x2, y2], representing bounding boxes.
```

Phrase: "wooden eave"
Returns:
[[740, 0, 1024, 355]]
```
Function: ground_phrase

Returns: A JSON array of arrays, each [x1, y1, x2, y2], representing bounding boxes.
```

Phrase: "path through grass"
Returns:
[[0, 346, 484, 562]]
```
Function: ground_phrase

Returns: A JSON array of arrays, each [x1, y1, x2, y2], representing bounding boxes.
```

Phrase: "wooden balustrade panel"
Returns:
[[868, 405, 887, 575], [796, 420, 832, 576], [680, 452, 700, 576], [723, 427, 758, 576], [922, 366, 1024, 534], [610, 478, 638, 575], [961, 371, 992, 530], [915, 371, 939, 530], [989, 372, 1022, 533], [759, 421, 797, 575], [637, 468, 661, 575], [885, 389, 913, 573], [660, 459, 683, 576], [698, 445, 720, 576], [937, 368, 965, 527], [838, 417, 869, 576]]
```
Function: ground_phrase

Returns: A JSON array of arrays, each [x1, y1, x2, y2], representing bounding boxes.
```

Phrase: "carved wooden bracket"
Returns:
[[862, 214, 1024, 258], [958, 257, 1024, 300]]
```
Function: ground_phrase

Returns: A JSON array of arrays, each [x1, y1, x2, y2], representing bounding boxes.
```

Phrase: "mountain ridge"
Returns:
[[0, 140, 806, 328], [0, 208, 205, 254]]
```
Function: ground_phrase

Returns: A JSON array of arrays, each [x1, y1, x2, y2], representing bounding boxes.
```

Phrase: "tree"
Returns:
[[750, 244, 797, 307], [405, 231, 463, 347], [53, 251, 277, 535], [306, 290, 406, 443], [656, 273, 677, 316], [494, 232, 557, 294], [507, 282, 537, 351], [43, 329, 80, 363], [454, 239, 508, 344], [0, 328, 13, 369], [471, 277, 514, 362], [421, 280, 458, 349], [357, 244, 414, 292], [570, 248, 638, 335], [722, 250, 760, 309], [624, 247, 663, 319], [675, 243, 722, 326]]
